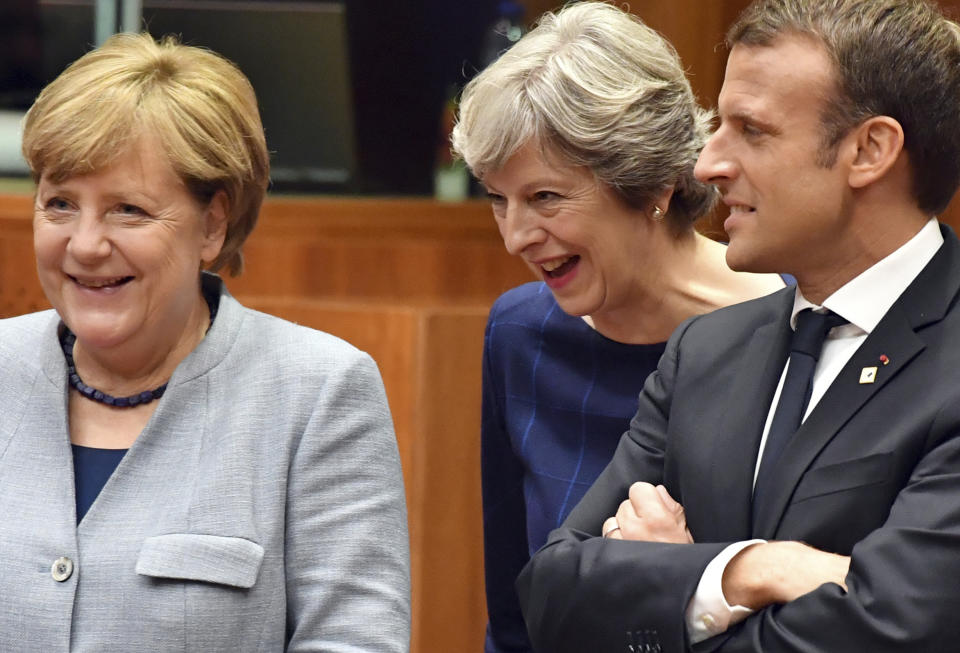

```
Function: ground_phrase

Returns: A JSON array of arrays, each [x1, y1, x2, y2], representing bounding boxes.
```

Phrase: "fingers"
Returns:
[[629, 482, 671, 520], [602, 516, 622, 539], [620, 482, 694, 544], [835, 555, 851, 591], [616, 496, 634, 521], [655, 483, 682, 513], [602, 483, 693, 543]]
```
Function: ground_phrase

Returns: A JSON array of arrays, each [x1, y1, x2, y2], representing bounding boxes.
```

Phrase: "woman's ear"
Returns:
[[649, 185, 676, 220], [848, 116, 904, 189], [200, 190, 229, 265]]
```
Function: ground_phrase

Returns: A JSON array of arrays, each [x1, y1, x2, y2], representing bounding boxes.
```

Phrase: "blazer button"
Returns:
[[51, 557, 74, 582]]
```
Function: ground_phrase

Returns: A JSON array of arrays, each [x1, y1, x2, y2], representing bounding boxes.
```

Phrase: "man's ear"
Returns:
[[200, 189, 229, 265], [848, 116, 904, 189]]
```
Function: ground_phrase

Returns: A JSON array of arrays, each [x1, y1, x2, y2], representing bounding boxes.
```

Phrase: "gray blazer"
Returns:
[[0, 275, 410, 652]]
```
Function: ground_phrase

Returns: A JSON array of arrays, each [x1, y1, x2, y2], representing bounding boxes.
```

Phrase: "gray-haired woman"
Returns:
[[451, 2, 787, 650]]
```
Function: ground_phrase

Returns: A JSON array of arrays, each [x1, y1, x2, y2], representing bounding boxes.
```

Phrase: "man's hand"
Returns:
[[602, 482, 693, 544], [722, 541, 851, 610]]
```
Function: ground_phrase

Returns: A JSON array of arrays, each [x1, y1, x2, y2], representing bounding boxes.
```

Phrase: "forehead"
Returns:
[[40, 133, 181, 191], [484, 141, 588, 187], [719, 35, 835, 122]]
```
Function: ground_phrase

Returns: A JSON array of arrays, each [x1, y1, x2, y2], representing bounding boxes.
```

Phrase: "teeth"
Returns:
[[730, 205, 754, 213], [542, 257, 571, 272], [76, 277, 126, 288]]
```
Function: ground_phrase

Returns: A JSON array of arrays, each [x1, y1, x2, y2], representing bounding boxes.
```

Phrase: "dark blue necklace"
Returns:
[[59, 293, 218, 408]]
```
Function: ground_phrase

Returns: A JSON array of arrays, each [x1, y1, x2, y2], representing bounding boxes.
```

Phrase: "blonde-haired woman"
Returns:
[[452, 3, 787, 650], [0, 33, 409, 651]]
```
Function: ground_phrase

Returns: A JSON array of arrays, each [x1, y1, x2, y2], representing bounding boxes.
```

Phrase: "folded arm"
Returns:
[[518, 310, 960, 652], [520, 406, 960, 653]]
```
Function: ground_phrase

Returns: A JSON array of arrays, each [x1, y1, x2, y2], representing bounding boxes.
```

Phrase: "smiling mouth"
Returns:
[[541, 255, 580, 278], [70, 275, 134, 289]]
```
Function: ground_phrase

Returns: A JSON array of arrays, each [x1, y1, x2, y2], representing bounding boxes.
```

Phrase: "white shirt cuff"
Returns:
[[685, 540, 765, 644]]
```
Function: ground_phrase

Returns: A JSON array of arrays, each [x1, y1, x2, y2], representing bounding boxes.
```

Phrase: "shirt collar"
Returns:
[[790, 218, 943, 333]]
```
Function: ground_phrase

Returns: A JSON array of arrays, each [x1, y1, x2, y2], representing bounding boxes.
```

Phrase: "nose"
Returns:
[[499, 202, 546, 256], [66, 213, 112, 263], [694, 128, 737, 186]]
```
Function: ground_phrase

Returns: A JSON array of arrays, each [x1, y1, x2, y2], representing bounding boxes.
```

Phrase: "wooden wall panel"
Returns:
[[408, 309, 488, 653], [226, 197, 532, 305], [0, 193, 47, 317]]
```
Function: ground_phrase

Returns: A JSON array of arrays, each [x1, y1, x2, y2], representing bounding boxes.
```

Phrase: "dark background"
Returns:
[[0, 0, 503, 195]]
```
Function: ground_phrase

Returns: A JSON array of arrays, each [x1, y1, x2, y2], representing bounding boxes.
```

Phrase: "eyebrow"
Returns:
[[723, 109, 781, 135], [37, 181, 158, 206], [490, 174, 576, 194]]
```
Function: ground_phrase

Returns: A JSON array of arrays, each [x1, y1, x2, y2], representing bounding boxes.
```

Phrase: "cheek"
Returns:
[[148, 222, 204, 265], [494, 219, 509, 244], [33, 226, 65, 269]]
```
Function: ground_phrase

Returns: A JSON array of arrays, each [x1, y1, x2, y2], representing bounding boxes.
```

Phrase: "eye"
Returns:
[[486, 192, 507, 218], [44, 197, 72, 212], [531, 190, 561, 202], [118, 203, 146, 216], [110, 203, 152, 223], [741, 122, 765, 138]]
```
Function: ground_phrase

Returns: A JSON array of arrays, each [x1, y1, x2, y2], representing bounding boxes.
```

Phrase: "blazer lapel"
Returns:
[[752, 225, 960, 538], [700, 292, 794, 541], [751, 305, 923, 537]]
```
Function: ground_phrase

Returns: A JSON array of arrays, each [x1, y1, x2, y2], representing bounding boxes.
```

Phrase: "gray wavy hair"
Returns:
[[451, 1, 717, 231]]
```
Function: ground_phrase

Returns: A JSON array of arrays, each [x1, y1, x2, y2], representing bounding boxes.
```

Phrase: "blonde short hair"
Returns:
[[451, 1, 716, 230], [22, 32, 269, 275]]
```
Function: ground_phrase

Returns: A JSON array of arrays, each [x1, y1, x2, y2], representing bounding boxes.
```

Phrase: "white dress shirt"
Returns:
[[686, 218, 944, 643]]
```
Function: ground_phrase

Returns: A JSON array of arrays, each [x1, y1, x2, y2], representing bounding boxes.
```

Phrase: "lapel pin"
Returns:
[[879, 354, 890, 365], [860, 366, 878, 384]]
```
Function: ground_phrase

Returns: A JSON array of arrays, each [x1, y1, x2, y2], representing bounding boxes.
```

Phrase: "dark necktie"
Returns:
[[752, 309, 848, 518]]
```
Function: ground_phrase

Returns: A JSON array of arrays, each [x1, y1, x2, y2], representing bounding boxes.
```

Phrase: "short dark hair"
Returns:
[[729, 0, 960, 215]]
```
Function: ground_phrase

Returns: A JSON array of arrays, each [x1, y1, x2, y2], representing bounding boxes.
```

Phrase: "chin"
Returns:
[[725, 243, 767, 274], [65, 316, 133, 349], [71, 330, 129, 352], [552, 294, 599, 319]]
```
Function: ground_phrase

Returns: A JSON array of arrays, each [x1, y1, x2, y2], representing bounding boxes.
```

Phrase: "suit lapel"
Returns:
[[701, 292, 794, 541], [751, 304, 923, 537], [752, 224, 960, 538]]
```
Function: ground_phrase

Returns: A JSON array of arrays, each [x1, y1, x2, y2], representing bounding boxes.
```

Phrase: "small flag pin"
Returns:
[[879, 354, 890, 365]]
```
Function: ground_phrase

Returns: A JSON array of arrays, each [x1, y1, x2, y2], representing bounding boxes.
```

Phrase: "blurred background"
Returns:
[[0, 0, 510, 195]]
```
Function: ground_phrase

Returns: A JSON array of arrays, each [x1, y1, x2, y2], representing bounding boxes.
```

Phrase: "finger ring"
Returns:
[[603, 526, 621, 538]]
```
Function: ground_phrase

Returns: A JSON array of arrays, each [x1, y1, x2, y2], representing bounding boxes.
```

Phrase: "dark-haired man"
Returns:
[[518, 1, 960, 651]]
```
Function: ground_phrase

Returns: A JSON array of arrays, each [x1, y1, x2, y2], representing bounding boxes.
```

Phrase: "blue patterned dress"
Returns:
[[481, 282, 666, 652]]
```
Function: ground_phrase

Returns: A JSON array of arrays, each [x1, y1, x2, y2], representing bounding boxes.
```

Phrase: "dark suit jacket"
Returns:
[[517, 224, 960, 652]]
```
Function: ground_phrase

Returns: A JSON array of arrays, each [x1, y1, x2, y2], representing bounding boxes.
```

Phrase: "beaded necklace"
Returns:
[[59, 292, 218, 408]]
